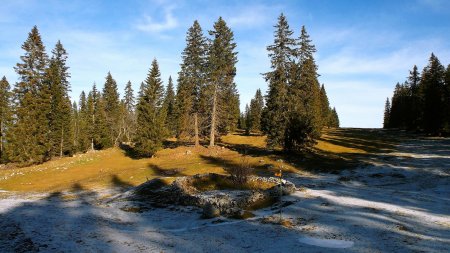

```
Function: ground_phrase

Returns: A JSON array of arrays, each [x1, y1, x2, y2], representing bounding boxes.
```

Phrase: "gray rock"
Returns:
[[202, 203, 220, 218]]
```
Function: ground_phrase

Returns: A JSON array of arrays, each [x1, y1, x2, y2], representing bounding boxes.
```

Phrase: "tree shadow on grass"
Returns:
[[147, 164, 186, 177], [110, 174, 134, 189]]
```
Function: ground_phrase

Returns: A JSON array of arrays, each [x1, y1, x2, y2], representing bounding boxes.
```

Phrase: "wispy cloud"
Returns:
[[416, 0, 450, 11], [228, 5, 271, 28], [319, 36, 449, 77], [136, 6, 178, 33]]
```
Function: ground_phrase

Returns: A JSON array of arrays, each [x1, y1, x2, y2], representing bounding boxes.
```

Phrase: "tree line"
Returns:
[[0, 14, 339, 165], [384, 53, 450, 135]]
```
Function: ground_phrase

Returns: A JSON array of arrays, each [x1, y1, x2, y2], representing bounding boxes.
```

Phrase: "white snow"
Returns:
[[0, 137, 449, 252], [298, 236, 354, 248]]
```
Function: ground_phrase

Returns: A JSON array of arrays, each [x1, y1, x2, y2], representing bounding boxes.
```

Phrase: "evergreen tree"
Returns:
[[122, 81, 136, 142], [176, 20, 208, 145], [284, 25, 322, 151], [407, 65, 421, 129], [419, 53, 445, 134], [330, 107, 340, 128], [0, 77, 11, 162], [383, 97, 391, 129], [102, 72, 121, 147], [71, 101, 79, 153], [319, 84, 331, 127], [47, 41, 73, 157], [207, 17, 239, 146], [164, 76, 177, 136], [77, 91, 91, 152], [238, 112, 247, 130], [244, 104, 251, 135], [86, 84, 108, 150], [10, 26, 50, 163], [444, 65, 450, 131], [249, 89, 264, 132], [134, 59, 167, 156], [263, 13, 295, 148]]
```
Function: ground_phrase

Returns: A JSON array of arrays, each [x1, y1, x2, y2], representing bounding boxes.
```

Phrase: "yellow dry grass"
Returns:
[[0, 128, 398, 193]]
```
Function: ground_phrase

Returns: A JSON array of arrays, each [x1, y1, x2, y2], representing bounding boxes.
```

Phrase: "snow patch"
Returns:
[[298, 236, 354, 248]]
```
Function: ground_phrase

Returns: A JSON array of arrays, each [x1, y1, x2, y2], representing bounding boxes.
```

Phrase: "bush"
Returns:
[[225, 156, 254, 185]]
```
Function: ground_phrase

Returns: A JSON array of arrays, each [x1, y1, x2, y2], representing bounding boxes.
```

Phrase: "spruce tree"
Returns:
[[176, 20, 208, 145], [164, 76, 177, 136], [77, 91, 91, 152], [102, 72, 121, 147], [419, 54, 445, 134], [263, 13, 295, 148], [284, 25, 322, 151], [86, 84, 108, 150], [71, 101, 79, 153], [319, 84, 331, 128], [122, 81, 136, 142], [244, 104, 251, 135], [134, 59, 167, 156], [407, 65, 421, 129], [0, 77, 11, 162], [330, 107, 340, 128], [11, 26, 50, 163], [47, 41, 73, 157], [207, 17, 238, 146], [249, 89, 264, 132], [238, 112, 247, 131], [444, 65, 450, 132], [383, 97, 391, 129]]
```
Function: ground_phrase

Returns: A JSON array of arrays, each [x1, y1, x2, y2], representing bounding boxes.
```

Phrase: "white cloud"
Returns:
[[136, 6, 178, 33], [228, 6, 270, 28], [319, 38, 450, 77], [416, 0, 450, 11]]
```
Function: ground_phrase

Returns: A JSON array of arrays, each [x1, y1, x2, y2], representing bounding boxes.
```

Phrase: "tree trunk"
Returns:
[[209, 84, 218, 147], [91, 113, 95, 151], [194, 112, 199, 147], [1, 121, 3, 160], [60, 127, 64, 158]]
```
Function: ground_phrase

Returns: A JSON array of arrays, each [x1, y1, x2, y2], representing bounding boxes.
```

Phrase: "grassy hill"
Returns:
[[0, 128, 400, 193]]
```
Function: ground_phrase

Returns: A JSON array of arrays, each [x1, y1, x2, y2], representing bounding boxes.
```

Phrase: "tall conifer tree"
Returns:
[[0, 77, 11, 162], [121, 81, 136, 142], [11, 26, 50, 163], [102, 72, 121, 147], [164, 76, 177, 136], [420, 54, 445, 134], [77, 91, 90, 152], [176, 20, 208, 145], [249, 89, 264, 132], [284, 25, 321, 151], [207, 17, 239, 146], [134, 59, 167, 156], [47, 41, 73, 157], [444, 65, 450, 131], [263, 14, 295, 148], [383, 98, 391, 129]]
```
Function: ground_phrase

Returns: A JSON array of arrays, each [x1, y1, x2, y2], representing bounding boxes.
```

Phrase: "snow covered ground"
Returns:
[[1, 137, 449, 252]]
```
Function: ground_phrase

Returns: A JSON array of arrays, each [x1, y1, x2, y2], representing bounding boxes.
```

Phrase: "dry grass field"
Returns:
[[0, 128, 401, 193]]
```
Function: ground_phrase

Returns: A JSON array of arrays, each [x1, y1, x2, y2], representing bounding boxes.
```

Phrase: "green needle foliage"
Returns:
[[264, 14, 338, 152], [386, 53, 449, 135], [0, 76, 12, 162], [134, 59, 167, 157]]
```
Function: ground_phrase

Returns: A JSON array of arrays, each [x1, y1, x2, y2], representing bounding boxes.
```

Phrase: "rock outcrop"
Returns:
[[119, 173, 296, 218]]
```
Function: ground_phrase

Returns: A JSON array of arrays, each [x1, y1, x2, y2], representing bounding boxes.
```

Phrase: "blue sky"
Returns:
[[1, 0, 449, 128]]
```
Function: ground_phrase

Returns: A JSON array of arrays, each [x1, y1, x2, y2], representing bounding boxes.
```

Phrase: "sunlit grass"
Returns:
[[0, 128, 400, 193]]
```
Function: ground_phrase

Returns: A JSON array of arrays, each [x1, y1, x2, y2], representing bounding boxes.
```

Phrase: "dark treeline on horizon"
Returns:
[[384, 53, 450, 135], [0, 14, 339, 165]]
